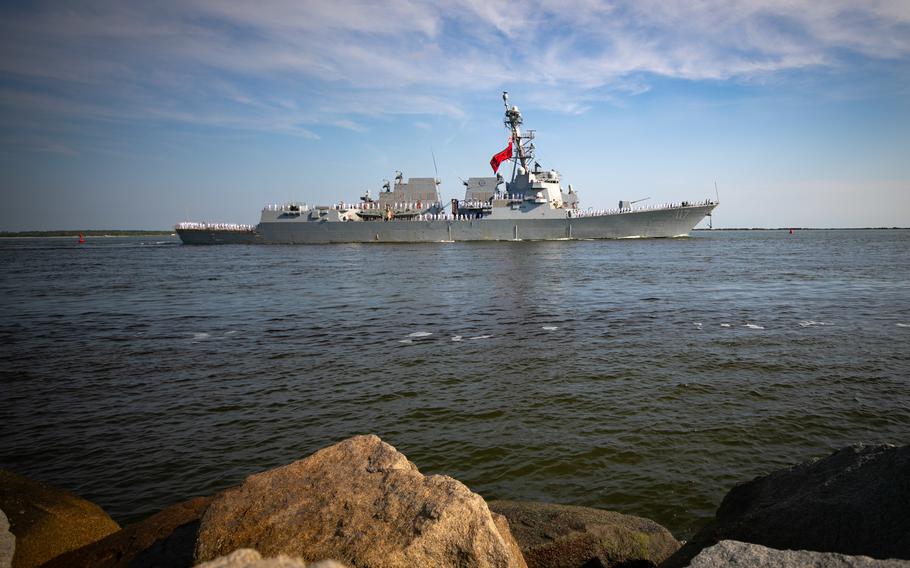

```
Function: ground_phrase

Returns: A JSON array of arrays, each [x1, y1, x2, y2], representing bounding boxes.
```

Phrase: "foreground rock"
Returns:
[[0, 469, 119, 568], [42, 495, 212, 568], [195, 548, 348, 568], [662, 444, 910, 568], [195, 434, 527, 568], [489, 500, 679, 568], [688, 540, 910, 567], [1, 509, 14, 568]]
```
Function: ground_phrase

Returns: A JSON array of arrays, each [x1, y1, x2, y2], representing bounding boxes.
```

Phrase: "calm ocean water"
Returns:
[[1, 230, 908, 538]]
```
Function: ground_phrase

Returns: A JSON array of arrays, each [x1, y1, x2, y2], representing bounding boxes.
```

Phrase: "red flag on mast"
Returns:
[[489, 137, 513, 173]]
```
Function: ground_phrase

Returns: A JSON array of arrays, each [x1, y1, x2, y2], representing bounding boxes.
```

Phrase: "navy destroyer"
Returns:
[[176, 93, 717, 244]]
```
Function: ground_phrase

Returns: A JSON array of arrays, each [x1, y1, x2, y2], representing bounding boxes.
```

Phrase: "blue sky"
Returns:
[[1, 0, 908, 230]]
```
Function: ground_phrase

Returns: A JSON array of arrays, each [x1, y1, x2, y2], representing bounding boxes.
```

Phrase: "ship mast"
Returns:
[[502, 91, 535, 182]]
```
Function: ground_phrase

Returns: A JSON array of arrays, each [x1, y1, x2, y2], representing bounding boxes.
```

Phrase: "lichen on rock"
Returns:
[[489, 500, 679, 568], [688, 540, 910, 568]]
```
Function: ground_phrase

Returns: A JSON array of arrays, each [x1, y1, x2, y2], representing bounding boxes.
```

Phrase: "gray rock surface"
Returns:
[[194, 548, 348, 568], [195, 434, 527, 568], [0, 469, 119, 568], [489, 500, 679, 568], [42, 495, 212, 568], [1, 509, 15, 568], [688, 540, 910, 567], [661, 444, 910, 568]]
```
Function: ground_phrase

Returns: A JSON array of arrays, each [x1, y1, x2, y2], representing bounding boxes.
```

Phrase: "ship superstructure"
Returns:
[[176, 93, 717, 244]]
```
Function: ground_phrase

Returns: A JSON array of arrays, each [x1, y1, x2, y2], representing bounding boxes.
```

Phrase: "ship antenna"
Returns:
[[431, 148, 440, 184], [707, 180, 719, 229]]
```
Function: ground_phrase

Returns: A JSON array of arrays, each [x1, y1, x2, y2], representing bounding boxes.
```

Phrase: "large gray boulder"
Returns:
[[0, 469, 119, 568], [489, 500, 679, 568], [1, 509, 14, 568], [662, 444, 910, 568], [194, 548, 348, 568], [688, 540, 910, 567], [194, 434, 527, 568]]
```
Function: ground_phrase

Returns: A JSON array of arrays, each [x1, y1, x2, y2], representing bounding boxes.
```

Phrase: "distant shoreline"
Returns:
[[0, 230, 174, 238]]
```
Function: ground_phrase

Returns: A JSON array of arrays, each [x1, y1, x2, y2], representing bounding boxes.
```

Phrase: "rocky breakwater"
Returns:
[[661, 443, 910, 567], [8, 434, 680, 568], [22, 439, 910, 567]]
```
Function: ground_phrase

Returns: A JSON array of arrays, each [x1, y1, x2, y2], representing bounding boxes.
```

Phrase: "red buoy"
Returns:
[[78, 233, 85, 244], [789, 228, 794, 235]]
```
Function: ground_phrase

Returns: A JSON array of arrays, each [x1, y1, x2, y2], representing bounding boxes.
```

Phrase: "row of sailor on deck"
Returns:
[[175, 222, 254, 231]]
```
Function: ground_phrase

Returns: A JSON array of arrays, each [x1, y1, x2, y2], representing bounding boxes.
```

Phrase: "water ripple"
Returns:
[[0, 231, 908, 539]]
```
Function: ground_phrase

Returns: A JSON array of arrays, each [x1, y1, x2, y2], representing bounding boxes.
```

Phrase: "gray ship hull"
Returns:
[[176, 229, 260, 245], [177, 203, 716, 244]]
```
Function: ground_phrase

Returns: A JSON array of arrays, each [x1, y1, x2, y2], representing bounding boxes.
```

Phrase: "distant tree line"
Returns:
[[0, 230, 173, 237]]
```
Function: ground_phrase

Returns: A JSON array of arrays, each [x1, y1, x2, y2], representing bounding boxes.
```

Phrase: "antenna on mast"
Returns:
[[708, 180, 719, 229], [432, 148, 440, 185]]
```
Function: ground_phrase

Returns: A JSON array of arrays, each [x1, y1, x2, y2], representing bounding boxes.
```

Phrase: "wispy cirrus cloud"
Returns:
[[1, 0, 908, 142]]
